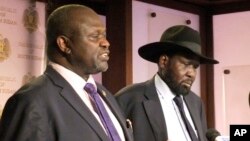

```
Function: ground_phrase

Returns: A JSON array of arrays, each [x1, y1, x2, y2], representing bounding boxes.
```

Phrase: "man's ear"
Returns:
[[158, 55, 169, 69], [56, 36, 71, 54]]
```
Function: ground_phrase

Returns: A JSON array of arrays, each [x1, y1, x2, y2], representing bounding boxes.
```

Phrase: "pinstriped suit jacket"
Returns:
[[0, 66, 133, 141], [116, 77, 207, 141]]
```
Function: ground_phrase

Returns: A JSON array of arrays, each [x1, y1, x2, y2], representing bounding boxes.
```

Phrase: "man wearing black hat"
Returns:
[[115, 25, 219, 141]]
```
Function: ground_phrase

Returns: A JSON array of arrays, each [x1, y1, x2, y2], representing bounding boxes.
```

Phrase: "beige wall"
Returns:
[[0, 0, 46, 117], [213, 11, 250, 135]]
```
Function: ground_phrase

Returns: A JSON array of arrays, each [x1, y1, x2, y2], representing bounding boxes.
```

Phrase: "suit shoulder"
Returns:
[[10, 74, 53, 101], [116, 81, 148, 96], [115, 79, 156, 102]]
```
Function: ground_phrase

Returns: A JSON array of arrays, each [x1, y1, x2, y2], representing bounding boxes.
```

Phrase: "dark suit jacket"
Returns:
[[0, 66, 133, 141], [116, 77, 207, 141]]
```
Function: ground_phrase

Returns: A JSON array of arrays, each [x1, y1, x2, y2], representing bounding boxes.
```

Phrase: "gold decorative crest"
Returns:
[[22, 72, 36, 85], [23, 2, 39, 33], [0, 34, 11, 62]]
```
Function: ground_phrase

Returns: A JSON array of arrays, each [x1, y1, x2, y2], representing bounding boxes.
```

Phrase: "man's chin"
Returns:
[[177, 86, 190, 96], [97, 63, 108, 72]]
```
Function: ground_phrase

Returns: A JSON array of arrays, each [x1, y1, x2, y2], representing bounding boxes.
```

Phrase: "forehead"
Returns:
[[78, 13, 106, 32], [80, 22, 106, 37], [67, 15, 105, 38]]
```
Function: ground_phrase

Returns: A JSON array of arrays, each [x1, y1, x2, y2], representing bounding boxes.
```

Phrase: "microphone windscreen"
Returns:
[[206, 128, 221, 141]]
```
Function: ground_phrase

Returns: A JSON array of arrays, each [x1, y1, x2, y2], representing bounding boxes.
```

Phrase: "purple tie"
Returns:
[[174, 96, 199, 141], [84, 83, 121, 141]]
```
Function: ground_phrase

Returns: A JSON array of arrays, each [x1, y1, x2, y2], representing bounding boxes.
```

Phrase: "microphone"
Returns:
[[206, 128, 229, 141], [206, 128, 220, 141]]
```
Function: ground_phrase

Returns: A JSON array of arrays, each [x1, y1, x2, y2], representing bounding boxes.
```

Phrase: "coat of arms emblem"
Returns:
[[0, 34, 11, 62], [23, 2, 39, 33]]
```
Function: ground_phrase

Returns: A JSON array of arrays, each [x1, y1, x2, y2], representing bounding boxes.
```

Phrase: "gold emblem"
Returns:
[[22, 72, 36, 85], [23, 2, 39, 33], [0, 34, 11, 62], [101, 90, 107, 97], [126, 119, 133, 129]]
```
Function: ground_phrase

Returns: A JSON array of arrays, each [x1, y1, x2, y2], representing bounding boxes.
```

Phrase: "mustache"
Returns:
[[182, 79, 194, 85]]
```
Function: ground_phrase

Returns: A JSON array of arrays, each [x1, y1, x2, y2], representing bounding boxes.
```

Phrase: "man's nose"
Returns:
[[100, 38, 110, 49], [186, 66, 196, 78]]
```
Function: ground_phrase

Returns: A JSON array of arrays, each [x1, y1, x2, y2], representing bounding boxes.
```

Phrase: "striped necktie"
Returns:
[[84, 83, 121, 141], [174, 96, 199, 141]]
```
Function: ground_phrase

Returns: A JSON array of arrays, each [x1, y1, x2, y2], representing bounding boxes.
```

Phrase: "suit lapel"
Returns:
[[143, 78, 168, 141], [184, 95, 204, 141], [97, 84, 133, 141], [45, 66, 109, 141]]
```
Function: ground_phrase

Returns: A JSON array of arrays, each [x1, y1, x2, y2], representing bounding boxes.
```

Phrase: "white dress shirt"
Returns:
[[155, 74, 198, 141], [50, 62, 125, 141]]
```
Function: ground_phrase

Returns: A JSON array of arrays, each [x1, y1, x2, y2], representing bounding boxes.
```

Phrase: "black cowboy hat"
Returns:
[[138, 25, 219, 64]]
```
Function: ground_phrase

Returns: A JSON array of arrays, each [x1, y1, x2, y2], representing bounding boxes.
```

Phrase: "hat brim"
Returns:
[[138, 42, 219, 64]]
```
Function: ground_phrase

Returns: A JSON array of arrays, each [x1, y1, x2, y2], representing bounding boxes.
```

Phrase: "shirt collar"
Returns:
[[155, 73, 179, 100], [49, 62, 97, 90]]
